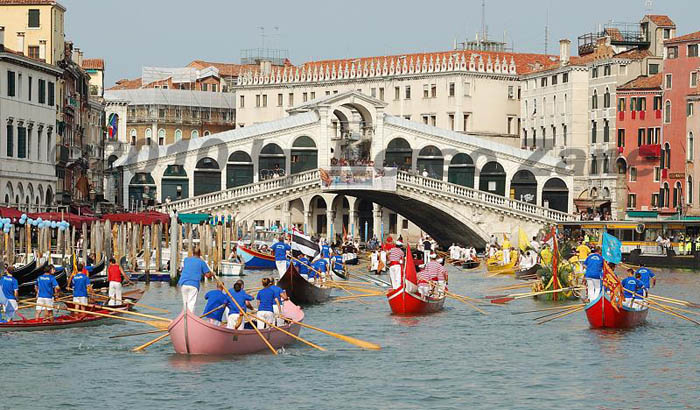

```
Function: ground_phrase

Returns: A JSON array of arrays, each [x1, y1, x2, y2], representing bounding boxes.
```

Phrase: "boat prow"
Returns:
[[168, 301, 304, 355], [584, 292, 649, 329], [386, 285, 446, 315], [236, 246, 276, 270]]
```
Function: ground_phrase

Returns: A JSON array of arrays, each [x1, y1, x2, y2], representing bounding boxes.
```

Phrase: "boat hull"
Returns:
[[584, 293, 649, 329], [129, 273, 171, 282], [386, 286, 446, 315], [236, 246, 276, 270], [461, 260, 481, 270], [168, 302, 304, 355], [486, 250, 519, 274], [278, 264, 331, 305]]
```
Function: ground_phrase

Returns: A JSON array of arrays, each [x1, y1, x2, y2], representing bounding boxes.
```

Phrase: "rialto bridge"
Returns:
[[113, 91, 575, 247]]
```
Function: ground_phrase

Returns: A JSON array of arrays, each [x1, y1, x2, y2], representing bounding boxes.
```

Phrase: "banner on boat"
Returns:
[[319, 167, 397, 191]]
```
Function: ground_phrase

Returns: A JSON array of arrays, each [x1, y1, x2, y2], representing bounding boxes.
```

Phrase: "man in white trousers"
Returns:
[[106, 258, 132, 306], [583, 247, 604, 302], [177, 248, 212, 312], [270, 236, 291, 279], [387, 245, 404, 289]]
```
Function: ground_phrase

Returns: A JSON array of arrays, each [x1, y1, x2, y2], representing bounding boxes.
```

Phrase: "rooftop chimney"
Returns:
[[75, 47, 83, 67], [16, 32, 25, 55], [0, 27, 4, 51], [559, 39, 571, 66]]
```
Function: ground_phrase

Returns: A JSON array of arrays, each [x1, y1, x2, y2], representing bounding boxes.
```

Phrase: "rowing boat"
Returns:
[[461, 259, 481, 270], [168, 301, 304, 355], [584, 291, 649, 329], [129, 272, 171, 282], [330, 266, 348, 281], [486, 250, 519, 275], [386, 244, 445, 315], [236, 245, 276, 270], [278, 263, 331, 305]]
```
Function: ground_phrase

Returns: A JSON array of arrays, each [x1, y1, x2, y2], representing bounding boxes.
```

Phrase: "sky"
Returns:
[[59, 0, 699, 87]]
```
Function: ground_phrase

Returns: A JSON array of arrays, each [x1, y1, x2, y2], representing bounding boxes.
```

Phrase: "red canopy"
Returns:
[[102, 211, 170, 225], [0, 207, 23, 220], [31, 212, 98, 226]]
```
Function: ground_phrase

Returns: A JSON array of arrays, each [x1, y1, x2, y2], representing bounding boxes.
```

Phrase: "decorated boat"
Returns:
[[278, 263, 331, 305], [0, 289, 144, 331], [168, 301, 304, 355], [584, 292, 649, 329], [386, 244, 445, 315], [236, 245, 276, 270], [486, 250, 519, 275]]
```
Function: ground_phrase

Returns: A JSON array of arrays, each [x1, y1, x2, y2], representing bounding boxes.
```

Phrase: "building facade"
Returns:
[[0, 0, 65, 65], [0, 29, 62, 210]]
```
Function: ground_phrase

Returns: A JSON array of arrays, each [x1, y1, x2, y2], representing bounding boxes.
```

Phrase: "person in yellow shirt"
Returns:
[[502, 236, 511, 265], [576, 242, 591, 261], [540, 244, 553, 266]]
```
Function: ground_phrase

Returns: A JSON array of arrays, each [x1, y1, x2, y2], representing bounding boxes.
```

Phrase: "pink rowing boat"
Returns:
[[168, 301, 305, 355]]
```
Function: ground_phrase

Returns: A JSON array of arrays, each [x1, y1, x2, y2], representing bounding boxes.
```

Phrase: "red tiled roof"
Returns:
[[81, 58, 104, 70], [645, 15, 676, 27], [187, 60, 259, 77], [665, 31, 700, 44], [604, 28, 624, 42], [295, 49, 558, 75], [617, 73, 662, 90], [614, 48, 652, 60], [109, 77, 142, 90]]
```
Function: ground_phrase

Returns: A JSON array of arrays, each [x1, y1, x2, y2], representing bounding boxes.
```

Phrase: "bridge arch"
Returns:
[[448, 153, 475, 188], [162, 164, 189, 202], [510, 170, 537, 204], [417, 145, 444, 179], [227, 151, 254, 188], [128, 172, 156, 207], [291, 136, 318, 175], [542, 177, 569, 212], [259, 143, 285, 180], [194, 157, 221, 196], [385, 137, 412, 170], [479, 161, 506, 196]]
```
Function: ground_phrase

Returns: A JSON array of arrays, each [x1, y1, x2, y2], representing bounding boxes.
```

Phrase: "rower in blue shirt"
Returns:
[[270, 236, 291, 279], [256, 277, 276, 329], [621, 269, 644, 309], [35, 265, 61, 321], [268, 277, 288, 326], [1, 267, 19, 321], [635, 264, 656, 296], [583, 248, 604, 302], [295, 255, 310, 279], [69, 263, 91, 307], [227, 280, 254, 329], [310, 258, 329, 282], [202, 283, 232, 326], [331, 251, 344, 273]]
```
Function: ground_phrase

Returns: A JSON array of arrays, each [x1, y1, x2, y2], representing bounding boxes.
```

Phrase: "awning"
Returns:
[[626, 210, 658, 219], [178, 213, 211, 225], [102, 211, 170, 225], [31, 212, 98, 226], [0, 207, 23, 219]]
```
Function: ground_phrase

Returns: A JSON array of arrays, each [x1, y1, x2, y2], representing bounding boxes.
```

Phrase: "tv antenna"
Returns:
[[644, 0, 653, 14]]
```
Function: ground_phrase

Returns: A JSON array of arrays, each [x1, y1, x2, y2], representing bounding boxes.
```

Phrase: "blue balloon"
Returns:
[[21, 213, 27, 219], [58, 225, 66, 232], [51, 221, 57, 229], [36, 218, 43, 223]]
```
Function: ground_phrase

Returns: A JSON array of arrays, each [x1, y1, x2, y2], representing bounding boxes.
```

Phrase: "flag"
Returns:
[[602, 261, 624, 312], [518, 227, 529, 252], [403, 244, 417, 292], [602, 233, 622, 264], [550, 227, 560, 299], [342, 224, 347, 242], [291, 228, 320, 258]]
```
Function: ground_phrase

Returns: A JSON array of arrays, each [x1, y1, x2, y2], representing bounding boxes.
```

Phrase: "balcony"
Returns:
[[640, 144, 661, 158]]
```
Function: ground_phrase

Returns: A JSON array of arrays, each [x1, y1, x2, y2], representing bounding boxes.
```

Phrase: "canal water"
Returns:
[[3, 265, 698, 409]]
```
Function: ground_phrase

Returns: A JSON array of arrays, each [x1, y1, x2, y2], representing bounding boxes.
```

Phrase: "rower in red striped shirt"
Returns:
[[420, 253, 447, 298], [387, 244, 404, 289]]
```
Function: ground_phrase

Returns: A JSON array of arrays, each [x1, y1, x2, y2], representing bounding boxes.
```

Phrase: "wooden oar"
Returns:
[[278, 314, 381, 351], [652, 302, 700, 317], [536, 305, 585, 324], [131, 304, 227, 351], [23, 302, 168, 329], [490, 287, 582, 304], [444, 291, 488, 315], [111, 329, 168, 339], [332, 294, 383, 303], [252, 314, 327, 352], [71, 301, 171, 322], [648, 294, 700, 309], [511, 304, 585, 315], [89, 291, 170, 313], [533, 304, 584, 321], [623, 290, 700, 326]]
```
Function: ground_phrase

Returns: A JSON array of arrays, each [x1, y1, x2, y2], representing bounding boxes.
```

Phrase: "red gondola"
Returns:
[[386, 244, 445, 315], [584, 292, 649, 329]]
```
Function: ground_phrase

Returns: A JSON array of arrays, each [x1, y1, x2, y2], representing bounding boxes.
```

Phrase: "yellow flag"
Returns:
[[518, 227, 529, 252]]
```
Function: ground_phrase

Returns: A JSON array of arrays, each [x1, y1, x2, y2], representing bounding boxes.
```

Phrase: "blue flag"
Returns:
[[602, 232, 622, 264]]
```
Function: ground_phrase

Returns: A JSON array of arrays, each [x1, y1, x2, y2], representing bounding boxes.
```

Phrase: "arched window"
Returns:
[[128, 172, 156, 208], [591, 187, 598, 198], [191, 130, 199, 139], [664, 100, 671, 123], [602, 187, 610, 198], [448, 153, 475, 188], [145, 128, 152, 146], [510, 170, 537, 203], [478, 161, 506, 196], [603, 87, 611, 108], [203, 130, 211, 137], [227, 151, 254, 188], [174, 129, 182, 142], [665, 142, 671, 168], [417, 145, 444, 179], [158, 129, 166, 146], [616, 157, 627, 174], [259, 143, 286, 179], [291, 136, 318, 174], [688, 132, 694, 161], [542, 178, 569, 212], [384, 138, 412, 170], [162, 164, 189, 201], [592, 89, 598, 109], [194, 157, 221, 196], [130, 129, 136, 146], [673, 181, 682, 209]]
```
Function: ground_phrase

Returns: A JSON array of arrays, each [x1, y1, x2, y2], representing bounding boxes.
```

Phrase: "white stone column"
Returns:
[[373, 203, 382, 241], [326, 210, 335, 240]]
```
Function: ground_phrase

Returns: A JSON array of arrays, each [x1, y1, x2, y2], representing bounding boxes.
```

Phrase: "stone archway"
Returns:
[[417, 145, 444, 179], [385, 138, 412, 170], [510, 170, 537, 204], [479, 161, 506, 196], [259, 143, 285, 179], [448, 153, 475, 188], [194, 157, 221, 196], [162, 164, 189, 201], [542, 178, 569, 212], [291, 136, 318, 174], [227, 151, 254, 188]]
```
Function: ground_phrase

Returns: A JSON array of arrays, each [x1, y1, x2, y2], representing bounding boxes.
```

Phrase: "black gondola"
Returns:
[[277, 263, 331, 305], [515, 264, 541, 280], [461, 260, 481, 270], [12, 259, 38, 284]]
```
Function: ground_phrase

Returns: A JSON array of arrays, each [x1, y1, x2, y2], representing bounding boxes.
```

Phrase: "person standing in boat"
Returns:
[[387, 245, 405, 289], [294, 254, 311, 280], [583, 247, 604, 302], [621, 269, 644, 309], [202, 282, 232, 326], [107, 257, 133, 306], [576, 241, 591, 262], [1, 267, 19, 321], [310, 257, 329, 282], [635, 264, 656, 297], [256, 278, 276, 329], [178, 248, 213, 312], [422, 236, 433, 265], [68, 263, 91, 307], [270, 236, 291, 279], [35, 265, 60, 321], [268, 277, 289, 326], [501, 235, 511, 266], [227, 280, 254, 329]]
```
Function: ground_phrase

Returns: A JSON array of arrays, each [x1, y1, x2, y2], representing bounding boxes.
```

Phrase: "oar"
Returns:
[[252, 313, 327, 352], [23, 302, 168, 329], [71, 301, 171, 322], [278, 314, 381, 351], [511, 304, 585, 315], [536, 305, 585, 324], [533, 304, 584, 321], [288, 255, 330, 283], [111, 329, 168, 339], [131, 304, 227, 351], [89, 291, 170, 313], [648, 294, 700, 309], [490, 287, 582, 304], [444, 291, 488, 315], [332, 294, 383, 303], [623, 290, 700, 326], [652, 302, 700, 317]]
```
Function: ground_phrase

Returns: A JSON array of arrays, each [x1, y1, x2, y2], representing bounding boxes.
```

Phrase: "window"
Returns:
[[638, 128, 645, 146], [688, 102, 694, 117], [602, 155, 609, 174], [394, 86, 400, 100], [630, 167, 637, 182], [449, 82, 455, 97], [262, 94, 267, 107], [38, 79, 45, 104], [405, 85, 411, 99], [239, 95, 245, 108], [201, 84, 208, 92], [17, 127, 26, 158], [191, 130, 199, 139], [689, 132, 695, 161], [592, 90, 598, 109], [379, 87, 384, 101], [651, 193, 659, 207], [618, 98, 626, 111], [430, 115, 436, 126], [158, 129, 165, 145], [664, 28, 671, 39], [638, 97, 646, 111], [628, 194, 637, 208], [158, 109, 166, 118], [6, 125, 13, 157], [423, 84, 429, 98], [551, 75, 558, 85], [463, 113, 470, 131], [654, 96, 662, 111], [552, 125, 557, 146], [620, 64, 627, 75], [654, 167, 660, 182], [27, 76, 32, 101], [28, 9, 40, 28], [541, 127, 546, 149], [689, 44, 699, 57], [664, 100, 671, 123], [649, 63, 660, 74], [541, 77, 547, 87], [592, 67, 599, 78], [303, 92, 308, 102], [422, 115, 429, 125], [591, 121, 597, 143], [310, 92, 315, 100], [665, 74, 672, 89], [430, 84, 436, 98], [204, 130, 211, 136], [370, 88, 376, 98], [277, 93, 283, 106], [507, 85, 514, 99], [325, 91, 330, 96], [28, 46, 39, 59], [604, 65, 611, 76], [7, 71, 15, 97], [507, 116, 514, 134], [688, 176, 694, 204], [590, 155, 598, 174], [668, 46, 678, 59], [563, 124, 567, 145], [449, 114, 455, 130], [603, 88, 610, 108], [288, 93, 294, 106], [562, 73, 569, 83], [174, 129, 182, 142], [145, 128, 152, 146], [255, 95, 260, 107], [603, 119, 609, 142], [130, 129, 136, 146], [47, 82, 54, 106], [618, 129, 625, 147], [691, 72, 698, 88], [532, 129, 537, 148]]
